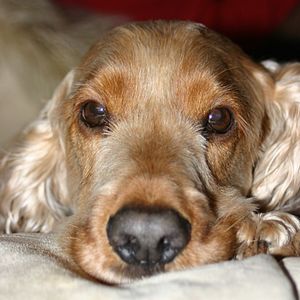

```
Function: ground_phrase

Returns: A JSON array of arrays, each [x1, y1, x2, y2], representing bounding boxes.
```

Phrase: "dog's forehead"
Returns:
[[82, 21, 234, 74], [76, 22, 249, 118]]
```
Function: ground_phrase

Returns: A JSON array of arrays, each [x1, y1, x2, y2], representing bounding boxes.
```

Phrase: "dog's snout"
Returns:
[[107, 207, 191, 267]]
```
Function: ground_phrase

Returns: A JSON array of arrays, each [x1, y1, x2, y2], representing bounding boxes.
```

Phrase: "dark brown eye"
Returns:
[[206, 107, 233, 134], [80, 100, 107, 128]]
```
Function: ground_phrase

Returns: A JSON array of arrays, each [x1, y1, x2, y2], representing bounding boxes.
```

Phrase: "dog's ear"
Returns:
[[0, 70, 75, 233], [251, 62, 300, 214]]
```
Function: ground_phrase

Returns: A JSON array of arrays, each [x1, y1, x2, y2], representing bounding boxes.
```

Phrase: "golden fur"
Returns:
[[1, 21, 300, 283]]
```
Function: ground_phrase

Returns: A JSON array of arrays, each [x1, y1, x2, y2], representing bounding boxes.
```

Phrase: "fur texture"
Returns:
[[1, 21, 300, 283]]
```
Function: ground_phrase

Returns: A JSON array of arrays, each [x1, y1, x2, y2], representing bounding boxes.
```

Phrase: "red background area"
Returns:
[[55, 0, 298, 37]]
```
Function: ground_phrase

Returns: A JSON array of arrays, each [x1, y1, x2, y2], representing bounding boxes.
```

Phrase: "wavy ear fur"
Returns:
[[252, 62, 300, 214], [0, 70, 75, 233]]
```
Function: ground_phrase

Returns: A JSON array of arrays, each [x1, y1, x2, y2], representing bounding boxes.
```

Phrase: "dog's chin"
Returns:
[[70, 247, 166, 284], [70, 241, 235, 285]]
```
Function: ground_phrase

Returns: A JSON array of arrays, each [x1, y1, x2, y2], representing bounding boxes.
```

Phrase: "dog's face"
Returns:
[[53, 21, 270, 283]]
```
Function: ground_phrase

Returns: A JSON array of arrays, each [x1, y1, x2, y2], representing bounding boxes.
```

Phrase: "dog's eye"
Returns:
[[80, 101, 107, 128], [206, 107, 233, 134]]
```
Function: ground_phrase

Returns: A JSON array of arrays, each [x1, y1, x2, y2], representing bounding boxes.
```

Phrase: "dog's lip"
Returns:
[[118, 262, 165, 281]]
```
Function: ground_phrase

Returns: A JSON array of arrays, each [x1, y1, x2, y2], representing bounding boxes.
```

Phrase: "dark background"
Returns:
[[54, 0, 300, 62]]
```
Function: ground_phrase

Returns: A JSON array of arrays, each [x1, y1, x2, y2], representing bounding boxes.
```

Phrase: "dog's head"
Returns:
[[56, 21, 270, 282], [3, 21, 300, 283]]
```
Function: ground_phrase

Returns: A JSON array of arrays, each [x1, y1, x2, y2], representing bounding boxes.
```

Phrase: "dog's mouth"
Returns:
[[112, 261, 165, 281]]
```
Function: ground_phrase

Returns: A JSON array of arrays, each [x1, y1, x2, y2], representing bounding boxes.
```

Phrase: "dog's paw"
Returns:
[[236, 212, 300, 259]]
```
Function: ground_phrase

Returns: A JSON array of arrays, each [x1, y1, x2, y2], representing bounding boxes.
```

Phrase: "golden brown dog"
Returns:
[[1, 21, 300, 283]]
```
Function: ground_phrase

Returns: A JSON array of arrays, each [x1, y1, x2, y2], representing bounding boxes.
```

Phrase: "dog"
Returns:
[[1, 21, 300, 283]]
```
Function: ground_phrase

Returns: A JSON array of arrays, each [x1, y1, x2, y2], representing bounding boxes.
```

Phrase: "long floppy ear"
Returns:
[[0, 70, 75, 233], [251, 62, 300, 214]]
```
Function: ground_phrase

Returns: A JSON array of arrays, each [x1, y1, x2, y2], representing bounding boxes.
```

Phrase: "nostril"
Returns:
[[158, 237, 176, 264], [157, 234, 189, 264], [116, 234, 140, 264], [160, 237, 171, 251]]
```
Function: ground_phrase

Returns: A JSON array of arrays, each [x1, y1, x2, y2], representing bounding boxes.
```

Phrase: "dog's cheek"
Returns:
[[165, 213, 238, 272], [166, 189, 255, 270], [61, 194, 128, 283], [64, 121, 103, 206], [206, 139, 254, 195]]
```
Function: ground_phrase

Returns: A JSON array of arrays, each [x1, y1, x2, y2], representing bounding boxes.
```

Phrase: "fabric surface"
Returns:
[[0, 233, 299, 300]]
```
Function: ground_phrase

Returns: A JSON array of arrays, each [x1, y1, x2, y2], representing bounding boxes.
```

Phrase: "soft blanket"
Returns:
[[0, 233, 299, 300]]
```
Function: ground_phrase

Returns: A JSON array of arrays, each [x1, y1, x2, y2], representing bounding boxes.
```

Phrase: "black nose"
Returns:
[[107, 207, 191, 267]]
